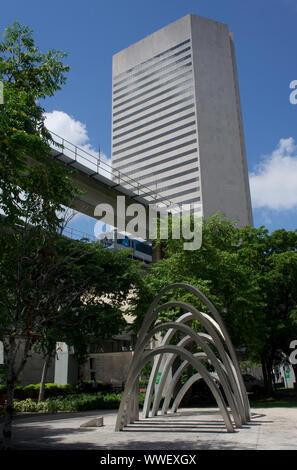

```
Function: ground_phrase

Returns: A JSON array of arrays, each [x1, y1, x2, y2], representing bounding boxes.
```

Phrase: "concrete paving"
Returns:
[[3, 407, 297, 450]]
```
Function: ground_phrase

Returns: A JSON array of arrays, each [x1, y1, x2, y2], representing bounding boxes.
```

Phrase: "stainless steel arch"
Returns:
[[146, 322, 241, 425], [115, 345, 235, 433], [171, 373, 202, 413], [143, 321, 242, 426], [137, 283, 250, 420], [115, 283, 250, 433], [158, 349, 206, 415], [161, 352, 203, 415], [146, 310, 245, 422], [150, 336, 206, 417], [133, 320, 241, 426], [160, 334, 238, 416]]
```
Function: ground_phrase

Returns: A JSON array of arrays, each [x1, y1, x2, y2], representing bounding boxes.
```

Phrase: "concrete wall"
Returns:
[[19, 351, 55, 386], [0, 339, 55, 386], [80, 352, 134, 386], [1, 339, 133, 387], [191, 15, 253, 226], [113, 15, 191, 72]]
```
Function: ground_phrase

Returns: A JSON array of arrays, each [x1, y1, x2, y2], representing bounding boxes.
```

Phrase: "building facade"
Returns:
[[111, 14, 253, 226]]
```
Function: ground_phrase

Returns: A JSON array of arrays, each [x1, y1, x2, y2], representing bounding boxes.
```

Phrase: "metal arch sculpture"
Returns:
[[145, 310, 245, 423], [115, 283, 250, 433]]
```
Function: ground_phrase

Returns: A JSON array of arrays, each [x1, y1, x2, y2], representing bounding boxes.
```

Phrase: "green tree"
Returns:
[[132, 215, 297, 395], [0, 22, 76, 227], [35, 236, 141, 402], [132, 215, 261, 331], [0, 219, 142, 445], [0, 22, 78, 449], [0, 21, 143, 449], [237, 226, 297, 393]]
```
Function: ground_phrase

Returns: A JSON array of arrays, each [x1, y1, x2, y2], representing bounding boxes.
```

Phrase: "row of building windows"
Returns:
[[115, 140, 197, 171], [177, 196, 201, 206], [113, 112, 195, 148], [122, 155, 198, 180], [113, 38, 191, 83], [144, 177, 199, 197], [113, 129, 197, 164], [113, 54, 192, 95], [113, 103, 195, 139], [113, 46, 192, 94], [140, 166, 200, 186], [113, 70, 192, 111], [111, 39, 204, 210], [113, 77, 193, 116], [154, 187, 201, 204], [113, 119, 196, 155], [113, 92, 194, 125], [113, 61, 192, 103]]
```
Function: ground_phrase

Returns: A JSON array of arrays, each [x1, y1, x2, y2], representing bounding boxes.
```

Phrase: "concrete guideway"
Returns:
[[4, 407, 297, 450], [48, 132, 173, 237], [24, 131, 176, 240]]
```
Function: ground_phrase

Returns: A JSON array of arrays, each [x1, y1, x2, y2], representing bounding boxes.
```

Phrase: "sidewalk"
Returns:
[[3, 407, 297, 450]]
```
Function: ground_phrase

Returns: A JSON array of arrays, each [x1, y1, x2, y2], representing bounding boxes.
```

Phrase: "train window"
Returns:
[[117, 237, 130, 247], [134, 241, 152, 255]]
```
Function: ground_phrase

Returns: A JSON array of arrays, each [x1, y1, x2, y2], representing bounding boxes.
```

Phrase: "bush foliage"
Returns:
[[0, 383, 76, 399], [0, 392, 146, 415]]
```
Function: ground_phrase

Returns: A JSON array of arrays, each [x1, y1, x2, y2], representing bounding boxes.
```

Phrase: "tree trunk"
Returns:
[[38, 353, 51, 402], [2, 377, 15, 450], [261, 353, 273, 396], [2, 336, 31, 449], [2, 342, 16, 450], [267, 362, 274, 396]]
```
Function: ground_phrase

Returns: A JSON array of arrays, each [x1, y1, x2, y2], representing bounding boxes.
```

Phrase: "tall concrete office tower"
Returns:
[[111, 14, 253, 226]]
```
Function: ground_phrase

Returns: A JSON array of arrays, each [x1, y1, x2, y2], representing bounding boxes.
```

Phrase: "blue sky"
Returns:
[[1, 0, 297, 237]]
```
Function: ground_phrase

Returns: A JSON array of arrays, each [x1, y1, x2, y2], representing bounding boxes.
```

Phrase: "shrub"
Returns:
[[3, 392, 146, 415], [0, 382, 115, 399], [12, 383, 77, 399], [13, 398, 58, 413], [46, 392, 146, 412], [36, 401, 58, 414], [14, 398, 39, 413], [78, 381, 112, 393], [139, 379, 149, 388], [46, 392, 119, 412]]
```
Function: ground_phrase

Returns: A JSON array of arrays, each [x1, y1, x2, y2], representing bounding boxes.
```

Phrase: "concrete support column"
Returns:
[[152, 242, 162, 263], [54, 342, 78, 385]]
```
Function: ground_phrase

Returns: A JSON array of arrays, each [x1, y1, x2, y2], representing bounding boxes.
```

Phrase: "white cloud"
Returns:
[[249, 137, 297, 210], [44, 110, 89, 147], [44, 110, 111, 178]]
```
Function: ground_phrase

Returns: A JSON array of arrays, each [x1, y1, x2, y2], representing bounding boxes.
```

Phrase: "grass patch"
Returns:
[[249, 396, 297, 408]]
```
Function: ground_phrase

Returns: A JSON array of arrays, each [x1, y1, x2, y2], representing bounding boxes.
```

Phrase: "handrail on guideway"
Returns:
[[49, 131, 173, 209]]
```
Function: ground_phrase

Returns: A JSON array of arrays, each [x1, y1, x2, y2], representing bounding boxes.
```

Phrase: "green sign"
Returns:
[[155, 372, 162, 384], [285, 370, 290, 379]]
